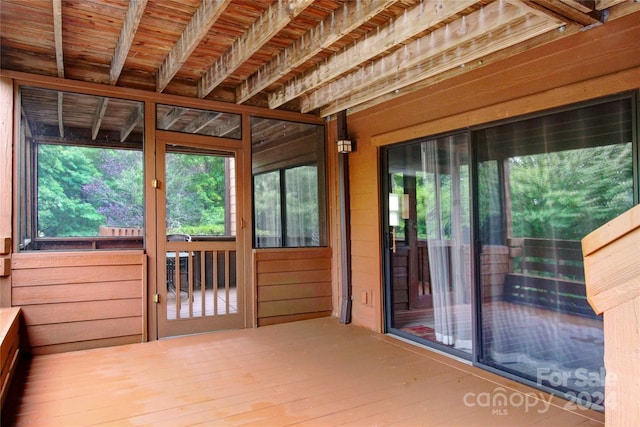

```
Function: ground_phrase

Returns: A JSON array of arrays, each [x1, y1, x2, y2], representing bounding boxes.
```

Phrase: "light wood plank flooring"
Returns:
[[3, 317, 604, 426]]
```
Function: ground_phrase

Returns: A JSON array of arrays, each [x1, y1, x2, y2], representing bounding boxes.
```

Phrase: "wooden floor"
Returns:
[[3, 317, 604, 426]]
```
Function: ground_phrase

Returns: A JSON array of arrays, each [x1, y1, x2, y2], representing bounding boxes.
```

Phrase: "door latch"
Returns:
[[153, 293, 160, 303]]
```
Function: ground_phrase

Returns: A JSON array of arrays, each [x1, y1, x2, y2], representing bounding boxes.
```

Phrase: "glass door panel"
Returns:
[[475, 96, 634, 408], [386, 134, 472, 355]]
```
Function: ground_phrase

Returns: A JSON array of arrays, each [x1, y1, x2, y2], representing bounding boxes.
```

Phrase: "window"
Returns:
[[156, 104, 241, 139], [17, 87, 144, 251], [251, 117, 326, 248]]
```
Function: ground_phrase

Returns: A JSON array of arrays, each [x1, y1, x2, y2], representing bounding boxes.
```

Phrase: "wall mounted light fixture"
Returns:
[[337, 139, 352, 153], [336, 110, 354, 154]]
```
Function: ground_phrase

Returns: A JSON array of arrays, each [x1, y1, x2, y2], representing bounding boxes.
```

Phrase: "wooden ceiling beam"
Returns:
[[52, 0, 64, 78], [120, 104, 143, 142], [268, 0, 478, 110], [197, 0, 315, 99], [343, 20, 581, 117], [110, 0, 147, 85], [91, 97, 109, 140], [217, 122, 240, 138], [319, 14, 562, 117], [57, 92, 64, 138], [302, 0, 534, 114], [235, 0, 395, 105], [52, 0, 64, 137], [158, 107, 186, 130], [182, 112, 222, 134], [527, 0, 601, 26], [595, 0, 628, 10], [558, 0, 594, 13], [157, 0, 232, 92]]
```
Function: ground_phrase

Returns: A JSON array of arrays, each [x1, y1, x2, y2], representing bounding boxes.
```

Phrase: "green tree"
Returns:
[[166, 153, 227, 235], [37, 144, 104, 236], [509, 144, 633, 240]]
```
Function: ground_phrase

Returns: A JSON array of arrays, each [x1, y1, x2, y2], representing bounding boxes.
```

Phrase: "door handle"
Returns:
[[391, 227, 397, 254]]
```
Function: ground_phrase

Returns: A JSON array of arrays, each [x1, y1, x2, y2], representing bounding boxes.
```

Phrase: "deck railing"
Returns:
[[392, 237, 596, 317], [504, 238, 595, 317]]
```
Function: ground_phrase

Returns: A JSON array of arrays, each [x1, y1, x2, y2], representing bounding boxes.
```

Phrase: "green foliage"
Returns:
[[508, 145, 633, 240], [165, 153, 227, 235], [37, 145, 105, 237]]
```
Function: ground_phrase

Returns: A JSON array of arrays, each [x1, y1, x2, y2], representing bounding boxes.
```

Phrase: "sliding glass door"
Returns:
[[383, 92, 637, 409]]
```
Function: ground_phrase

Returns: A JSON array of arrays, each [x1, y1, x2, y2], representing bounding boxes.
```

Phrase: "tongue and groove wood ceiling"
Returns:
[[1, 0, 638, 119]]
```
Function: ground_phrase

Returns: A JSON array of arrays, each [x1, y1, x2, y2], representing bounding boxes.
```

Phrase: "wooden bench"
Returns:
[[1, 307, 21, 410]]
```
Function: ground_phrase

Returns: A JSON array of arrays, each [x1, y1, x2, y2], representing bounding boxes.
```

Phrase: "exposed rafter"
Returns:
[[268, 0, 478, 110], [110, 0, 147, 85], [303, 1, 534, 114], [182, 112, 222, 134], [157, 0, 232, 92], [120, 103, 143, 142], [558, 0, 594, 13], [91, 97, 109, 140], [52, 0, 64, 78], [57, 92, 64, 138], [198, 0, 315, 99], [217, 121, 241, 138], [235, 0, 395, 105], [52, 0, 64, 137], [158, 107, 186, 130], [319, 10, 563, 117], [525, 0, 601, 26], [340, 20, 582, 117], [596, 0, 628, 10], [4, 0, 638, 123]]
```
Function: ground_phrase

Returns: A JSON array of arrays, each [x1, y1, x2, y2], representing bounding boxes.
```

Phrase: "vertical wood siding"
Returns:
[[11, 251, 146, 355], [255, 248, 332, 326]]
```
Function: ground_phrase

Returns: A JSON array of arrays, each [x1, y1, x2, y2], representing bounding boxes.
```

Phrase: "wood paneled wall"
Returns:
[[255, 248, 332, 326], [341, 13, 640, 331], [11, 251, 146, 355]]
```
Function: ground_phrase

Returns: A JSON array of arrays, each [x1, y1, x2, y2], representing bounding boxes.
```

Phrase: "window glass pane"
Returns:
[[476, 96, 634, 409], [387, 135, 472, 354], [157, 104, 241, 139], [165, 150, 234, 237], [251, 117, 326, 248], [254, 171, 281, 247], [285, 166, 319, 247], [18, 86, 144, 251]]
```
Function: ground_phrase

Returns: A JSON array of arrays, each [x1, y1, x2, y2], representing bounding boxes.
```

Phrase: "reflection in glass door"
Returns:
[[475, 96, 634, 409], [158, 144, 243, 338], [386, 134, 472, 355]]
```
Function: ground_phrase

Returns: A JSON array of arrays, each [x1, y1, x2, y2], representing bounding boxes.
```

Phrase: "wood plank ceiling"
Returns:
[[1, 0, 639, 121]]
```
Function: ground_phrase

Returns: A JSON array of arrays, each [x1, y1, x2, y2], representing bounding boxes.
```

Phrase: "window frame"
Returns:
[[250, 116, 327, 249], [17, 86, 146, 251]]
